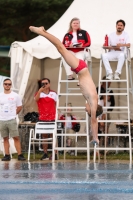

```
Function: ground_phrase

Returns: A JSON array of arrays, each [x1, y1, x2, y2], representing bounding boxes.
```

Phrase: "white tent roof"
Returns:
[[10, 0, 133, 59]]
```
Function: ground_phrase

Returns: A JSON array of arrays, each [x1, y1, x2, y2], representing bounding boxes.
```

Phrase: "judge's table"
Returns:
[[18, 122, 64, 152], [19, 122, 36, 152]]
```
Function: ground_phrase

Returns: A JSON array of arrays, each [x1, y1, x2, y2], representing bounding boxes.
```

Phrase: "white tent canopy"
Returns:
[[9, 0, 133, 121], [10, 0, 133, 60]]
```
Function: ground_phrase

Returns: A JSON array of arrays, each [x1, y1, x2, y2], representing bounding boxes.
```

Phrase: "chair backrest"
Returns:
[[84, 47, 91, 61], [34, 122, 56, 138]]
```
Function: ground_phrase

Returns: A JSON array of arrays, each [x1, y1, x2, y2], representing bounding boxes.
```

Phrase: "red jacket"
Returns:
[[59, 115, 77, 129], [62, 29, 91, 53]]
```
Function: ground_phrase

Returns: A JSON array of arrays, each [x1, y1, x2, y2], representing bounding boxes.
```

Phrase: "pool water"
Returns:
[[0, 161, 133, 200]]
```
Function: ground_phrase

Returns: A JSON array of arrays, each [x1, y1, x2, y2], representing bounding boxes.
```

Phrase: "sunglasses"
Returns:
[[41, 82, 48, 86], [4, 83, 12, 86]]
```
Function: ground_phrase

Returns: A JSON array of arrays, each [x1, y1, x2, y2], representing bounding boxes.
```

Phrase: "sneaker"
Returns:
[[1, 154, 11, 161], [114, 72, 120, 80], [18, 154, 26, 161], [40, 153, 49, 160], [106, 73, 113, 80]]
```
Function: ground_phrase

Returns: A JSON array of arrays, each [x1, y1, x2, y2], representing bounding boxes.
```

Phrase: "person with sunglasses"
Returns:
[[34, 78, 58, 160], [0, 78, 26, 161], [29, 26, 103, 146]]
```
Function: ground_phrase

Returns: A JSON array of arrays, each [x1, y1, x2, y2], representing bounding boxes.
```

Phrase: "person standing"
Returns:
[[102, 19, 130, 80], [34, 78, 58, 160], [62, 17, 91, 80], [0, 79, 26, 161]]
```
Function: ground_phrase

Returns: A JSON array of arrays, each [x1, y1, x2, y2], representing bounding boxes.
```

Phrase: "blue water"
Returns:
[[0, 161, 133, 200]]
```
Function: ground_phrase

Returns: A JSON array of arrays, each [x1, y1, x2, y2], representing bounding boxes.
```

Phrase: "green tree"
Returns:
[[0, 0, 73, 76], [0, 0, 73, 44]]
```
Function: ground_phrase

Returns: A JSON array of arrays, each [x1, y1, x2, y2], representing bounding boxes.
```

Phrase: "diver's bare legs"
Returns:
[[29, 26, 98, 143]]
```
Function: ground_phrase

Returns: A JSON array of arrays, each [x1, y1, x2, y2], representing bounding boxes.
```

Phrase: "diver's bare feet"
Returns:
[[29, 26, 45, 35]]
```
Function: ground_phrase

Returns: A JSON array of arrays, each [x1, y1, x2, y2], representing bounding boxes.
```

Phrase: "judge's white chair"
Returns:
[[83, 47, 92, 75], [28, 122, 56, 162]]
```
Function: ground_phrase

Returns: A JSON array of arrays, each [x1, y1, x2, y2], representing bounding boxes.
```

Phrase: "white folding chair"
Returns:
[[28, 122, 56, 162], [84, 47, 92, 75]]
